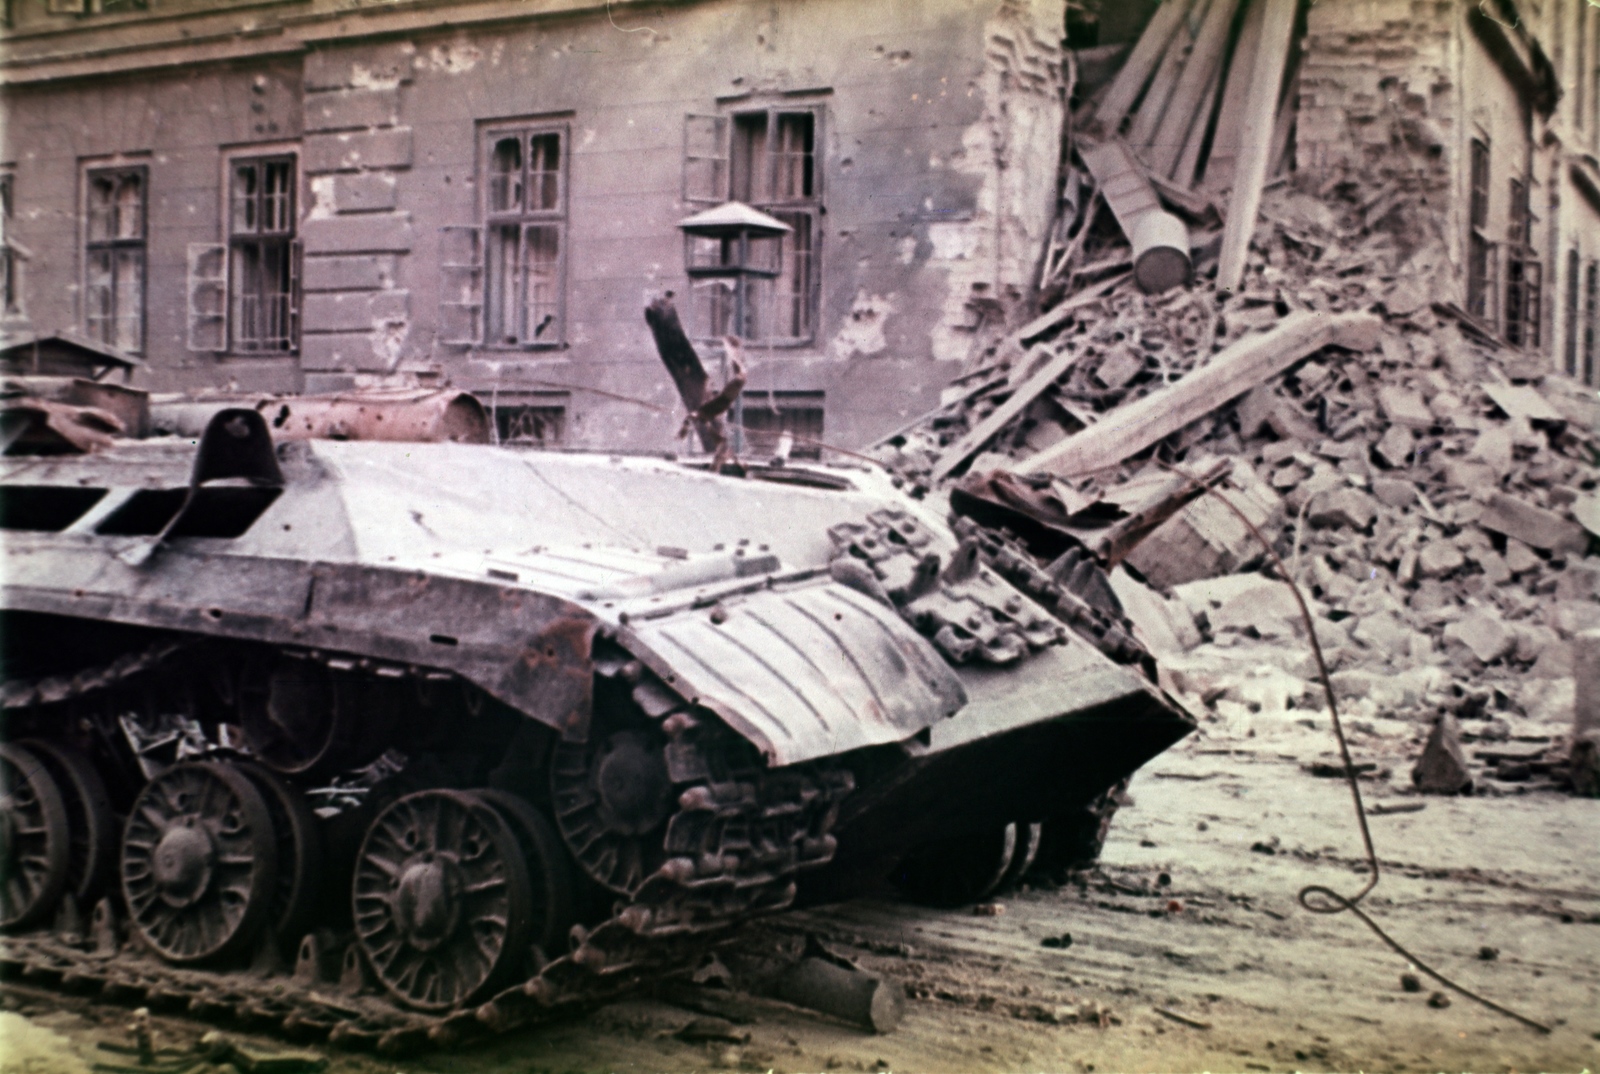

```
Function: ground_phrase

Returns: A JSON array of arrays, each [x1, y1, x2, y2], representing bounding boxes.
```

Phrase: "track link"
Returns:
[[1, 641, 853, 1057]]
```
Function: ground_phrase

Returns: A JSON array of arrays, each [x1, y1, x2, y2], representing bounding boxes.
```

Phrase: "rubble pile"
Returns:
[[876, 172, 1600, 797]]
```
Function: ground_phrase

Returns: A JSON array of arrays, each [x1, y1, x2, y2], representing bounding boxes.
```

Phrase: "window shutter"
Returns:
[[186, 243, 227, 352], [683, 114, 727, 206], [438, 225, 483, 346], [1524, 257, 1542, 349]]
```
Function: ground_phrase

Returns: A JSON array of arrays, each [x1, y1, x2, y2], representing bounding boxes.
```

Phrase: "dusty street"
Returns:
[[6, 714, 1596, 1074]]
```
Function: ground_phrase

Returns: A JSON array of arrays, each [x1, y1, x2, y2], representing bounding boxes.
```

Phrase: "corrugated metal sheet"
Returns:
[[626, 581, 966, 767]]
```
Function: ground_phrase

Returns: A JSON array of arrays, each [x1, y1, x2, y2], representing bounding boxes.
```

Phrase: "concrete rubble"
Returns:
[[874, 1, 1600, 803]]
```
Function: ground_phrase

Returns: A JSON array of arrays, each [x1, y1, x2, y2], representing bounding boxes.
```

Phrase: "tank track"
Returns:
[[0, 642, 854, 1057]]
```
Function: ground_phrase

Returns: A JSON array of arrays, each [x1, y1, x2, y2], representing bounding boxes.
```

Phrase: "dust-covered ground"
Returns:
[[5, 719, 1597, 1074]]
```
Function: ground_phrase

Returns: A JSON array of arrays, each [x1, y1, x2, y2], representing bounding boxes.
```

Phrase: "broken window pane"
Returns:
[[481, 126, 566, 346], [773, 112, 814, 200], [731, 113, 769, 203], [113, 248, 142, 352], [486, 222, 522, 345], [490, 137, 522, 213], [83, 166, 146, 353], [529, 133, 560, 211], [524, 224, 560, 340]]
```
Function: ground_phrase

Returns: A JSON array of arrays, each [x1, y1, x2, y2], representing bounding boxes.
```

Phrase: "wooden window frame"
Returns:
[[82, 163, 147, 356], [683, 104, 824, 347], [478, 122, 569, 350], [225, 151, 300, 355]]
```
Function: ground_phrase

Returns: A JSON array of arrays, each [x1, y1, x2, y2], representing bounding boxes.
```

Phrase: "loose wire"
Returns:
[[1157, 461, 1551, 1035]]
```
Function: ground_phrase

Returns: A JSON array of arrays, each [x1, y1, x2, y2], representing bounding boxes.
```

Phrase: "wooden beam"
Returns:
[[1145, 0, 1240, 178], [932, 345, 1086, 481], [1172, 62, 1222, 187], [1201, 0, 1266, 193], [1096, 0, 1200, 132], [1126, 0, 1212, 151], [1014, 310, 1381, 479], [1215, 0, 1298, 294]]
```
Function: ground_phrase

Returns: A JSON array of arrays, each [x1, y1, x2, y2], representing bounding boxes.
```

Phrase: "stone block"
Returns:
[[1412, 712, 1472, 794], [301, 213, 414, 255], [329, 173, 399, 213], [304, 128, 414, 174], [302, 254, 397, 293], [1443, 607, 1512, 663], [304, 87, 400, 132], [1308, 487, 1377, 530], [1477, 493, 1589, 554], [304, 44, 415, 91], [1553, 560, 1600, 602], [1376, 384, 1432, 427], [1370, 477, 1417, 509], [303, 290, 410, 333], [1372, 424, 1414, 468], [1504, 539, 1542, 574], [300, 331, 391, 372]]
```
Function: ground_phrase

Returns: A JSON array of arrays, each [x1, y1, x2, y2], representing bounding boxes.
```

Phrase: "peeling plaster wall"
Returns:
[[0, 60, 304, 392], [1297, 1, 1458, 266], [0, 0, 1068, 450]]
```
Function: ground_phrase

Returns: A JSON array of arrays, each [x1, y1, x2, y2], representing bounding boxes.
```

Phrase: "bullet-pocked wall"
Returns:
[[0, 0, 1068, 453], [0, 60, 306, 393]]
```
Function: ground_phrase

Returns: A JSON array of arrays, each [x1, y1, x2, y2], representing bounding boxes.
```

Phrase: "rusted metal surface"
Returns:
[[623, 580, 966, 767], [151, 389, 489, 444], [1, 407, 1193, 1044], [0, 395, 124, 454]]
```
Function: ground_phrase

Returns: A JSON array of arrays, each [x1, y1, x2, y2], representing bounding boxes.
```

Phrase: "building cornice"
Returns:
[[0, 0, 674, 85]]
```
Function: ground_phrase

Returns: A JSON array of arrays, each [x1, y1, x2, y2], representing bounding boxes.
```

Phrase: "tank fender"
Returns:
[[498, 614, 599, 742]]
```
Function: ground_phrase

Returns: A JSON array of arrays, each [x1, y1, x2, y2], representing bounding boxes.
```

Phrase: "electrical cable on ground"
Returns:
[[1158, 460, 1552, 1035]]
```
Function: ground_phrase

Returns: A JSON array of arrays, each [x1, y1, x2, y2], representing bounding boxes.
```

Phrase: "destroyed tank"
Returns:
[[0, 405, 1192, 1049]]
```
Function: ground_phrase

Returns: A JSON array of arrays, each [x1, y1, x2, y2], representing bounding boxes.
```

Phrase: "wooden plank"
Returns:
[[1172, 62, 1222, 187], [1216, 0, 1298, 293], [1127, 0, 1212, 151], [1096, 0, 1201, 132], [1080, 140, 1163, 234], [1015, 311, 1382, 479], [1145, 0, 1241, 177], [1201, 0, 1265, 193], [932, 345, 1086, 481]]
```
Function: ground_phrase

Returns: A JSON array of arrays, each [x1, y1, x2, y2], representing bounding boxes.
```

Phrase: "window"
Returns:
[[741, 391, 824, 461], [1503, 178, 1540, 348], [482, 126, 566, 347], [482, 392, 568, 445], [1567, 248, 1581, 376], [228, 156, 298, 353], [684, 106, 821, 344], [84, 166, 146, 354], [1465, 139, 1496, 329], [47, 0, 146, 12], [1586, 260, 1597, 386], [0, 173, 20, 318]]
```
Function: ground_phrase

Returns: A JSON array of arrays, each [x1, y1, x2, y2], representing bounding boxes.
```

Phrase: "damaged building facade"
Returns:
[[1289, 0, 1600, 388], [0, 0, 1066, 451]]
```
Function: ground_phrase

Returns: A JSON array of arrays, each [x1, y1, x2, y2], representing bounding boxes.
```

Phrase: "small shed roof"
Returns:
[[0, 330, 144, 380]]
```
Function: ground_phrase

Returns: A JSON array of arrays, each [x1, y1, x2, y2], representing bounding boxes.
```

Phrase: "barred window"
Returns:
[[84, 166, 146, 354], [1586, 260, 1597, 386], [0, 174, 19, 318], [1565, 248, 1581, 377], [229, 156, 298, 353], [1465, 140, 1495, 329], [482, 127, 566, 347], [1503, 178, 1539, 349]]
